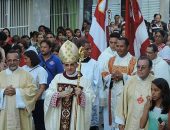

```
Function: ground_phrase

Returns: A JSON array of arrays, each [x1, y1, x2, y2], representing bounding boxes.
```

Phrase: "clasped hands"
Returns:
[[111, 70, 123, 82], [4, 85, 16, 96], [59, 86, 82, 98]]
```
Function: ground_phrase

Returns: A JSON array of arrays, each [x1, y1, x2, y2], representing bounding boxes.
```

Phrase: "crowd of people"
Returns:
[[0, 13, 170, 130]]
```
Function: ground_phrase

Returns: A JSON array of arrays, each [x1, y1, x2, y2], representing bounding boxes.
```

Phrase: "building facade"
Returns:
[[0, 0, 169, 36]]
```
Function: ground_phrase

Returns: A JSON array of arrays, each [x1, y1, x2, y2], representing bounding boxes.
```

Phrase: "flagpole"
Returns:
[[74, 47, 84, 130]]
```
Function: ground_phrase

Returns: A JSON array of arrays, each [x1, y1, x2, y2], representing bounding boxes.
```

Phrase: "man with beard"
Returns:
[[39, 40, 64, 87]]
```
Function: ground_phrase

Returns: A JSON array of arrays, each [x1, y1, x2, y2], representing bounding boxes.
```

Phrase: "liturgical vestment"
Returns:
[[115, 74, 155, 130], [44, 72, 95, 130], [0, 68, 37, 130]]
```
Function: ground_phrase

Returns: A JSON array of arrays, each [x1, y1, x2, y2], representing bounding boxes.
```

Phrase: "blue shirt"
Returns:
[[39, 54, 64, 87]]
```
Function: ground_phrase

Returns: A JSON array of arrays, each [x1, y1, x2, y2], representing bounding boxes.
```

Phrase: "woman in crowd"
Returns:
[[74, 28, 82, 39], [22, 50, 48, 130], [3, 28, 12, 45], [140, 78, 170, 130]]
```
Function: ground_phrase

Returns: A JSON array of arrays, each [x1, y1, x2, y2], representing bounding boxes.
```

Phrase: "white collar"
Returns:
[[5, 67, 20, 75], [66, 71, 78, 77], [136, 74, 151, 81]]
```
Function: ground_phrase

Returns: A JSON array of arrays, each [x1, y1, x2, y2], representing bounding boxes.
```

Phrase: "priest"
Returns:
[[0, 50, 37, 130]]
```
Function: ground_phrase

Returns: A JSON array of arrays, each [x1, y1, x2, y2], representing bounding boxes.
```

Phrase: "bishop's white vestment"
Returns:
[[81, 57, 102, 126], [44, 72, 95, 130]]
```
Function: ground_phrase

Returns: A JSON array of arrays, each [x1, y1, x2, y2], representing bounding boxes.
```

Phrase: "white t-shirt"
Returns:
[[22, 65, 48, 99], [26, 45, 38, 54]]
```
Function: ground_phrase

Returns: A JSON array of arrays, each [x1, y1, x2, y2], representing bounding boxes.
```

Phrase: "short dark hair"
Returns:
[[0, 31, 7, 42], [137, 56, 152, 68], [21, 35, 30, 39], [38, 25, 46, 31], [114, 14, 120, 19], [79, 39, 90, 47], [74, 29, 80, 34], [154, 13, 161, 19], [110, 32, 120, 39], [38, 25, 51, 34], [52, 45, 61, 53], [65, 28, 74, 35], [30, 31, 39, 38], [57, 26, 65, 33], [118, 37, 129, 47], [40, 39, 52, 48], [11, 45, 22, 54], [155, 30, 166, 38], [147, 44, 158, 53], [57, 31, 65, 37], [7, 49, 20, 59], [46, 32, 55, 38], [24, 50, 40, 67], [12, 35, 20, 43]]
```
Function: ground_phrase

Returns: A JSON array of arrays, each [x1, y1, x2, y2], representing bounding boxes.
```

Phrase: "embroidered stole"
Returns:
[[57, 83, 82, 130], [107, 56, 136, 126]]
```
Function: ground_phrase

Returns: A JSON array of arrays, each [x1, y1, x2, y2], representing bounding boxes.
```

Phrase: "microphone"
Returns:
[[158, 117, 163, 124]]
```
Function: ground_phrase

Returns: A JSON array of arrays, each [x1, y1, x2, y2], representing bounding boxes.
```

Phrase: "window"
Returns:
[[0, 0, 30, 36], [137, 0, 160, 22], [50, 0, 79, 34], [121, 0, 125, 19]]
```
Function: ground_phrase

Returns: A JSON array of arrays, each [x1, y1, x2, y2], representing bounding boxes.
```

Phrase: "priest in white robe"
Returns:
[[158, 45, 170, 64], [0, 50, 37, 130], [80, 41, 102, 130], [98, 32, 120, 71], [44, 40, 95, 130], [101, 37, 136, 130], [146, 44, 170, 86]]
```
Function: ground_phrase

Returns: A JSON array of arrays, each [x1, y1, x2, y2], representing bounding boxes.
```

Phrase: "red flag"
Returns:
[[125, 0, 150, 57], [88, 0, 108, 60]]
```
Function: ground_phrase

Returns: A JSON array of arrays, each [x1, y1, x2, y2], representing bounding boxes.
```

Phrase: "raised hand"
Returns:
[[144, 96, 152, 110], [158, 121, 165, 130]]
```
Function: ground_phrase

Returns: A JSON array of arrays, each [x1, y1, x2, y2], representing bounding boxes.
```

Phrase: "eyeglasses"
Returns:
[[7, 59, 19, 63], [137, 65, 148, 70]]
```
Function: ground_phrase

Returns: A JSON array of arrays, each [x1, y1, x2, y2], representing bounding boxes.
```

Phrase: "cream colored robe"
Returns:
[[0, 68, 37, 130], [115, 74, 155, 130], [44, 73, 95, 130]]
